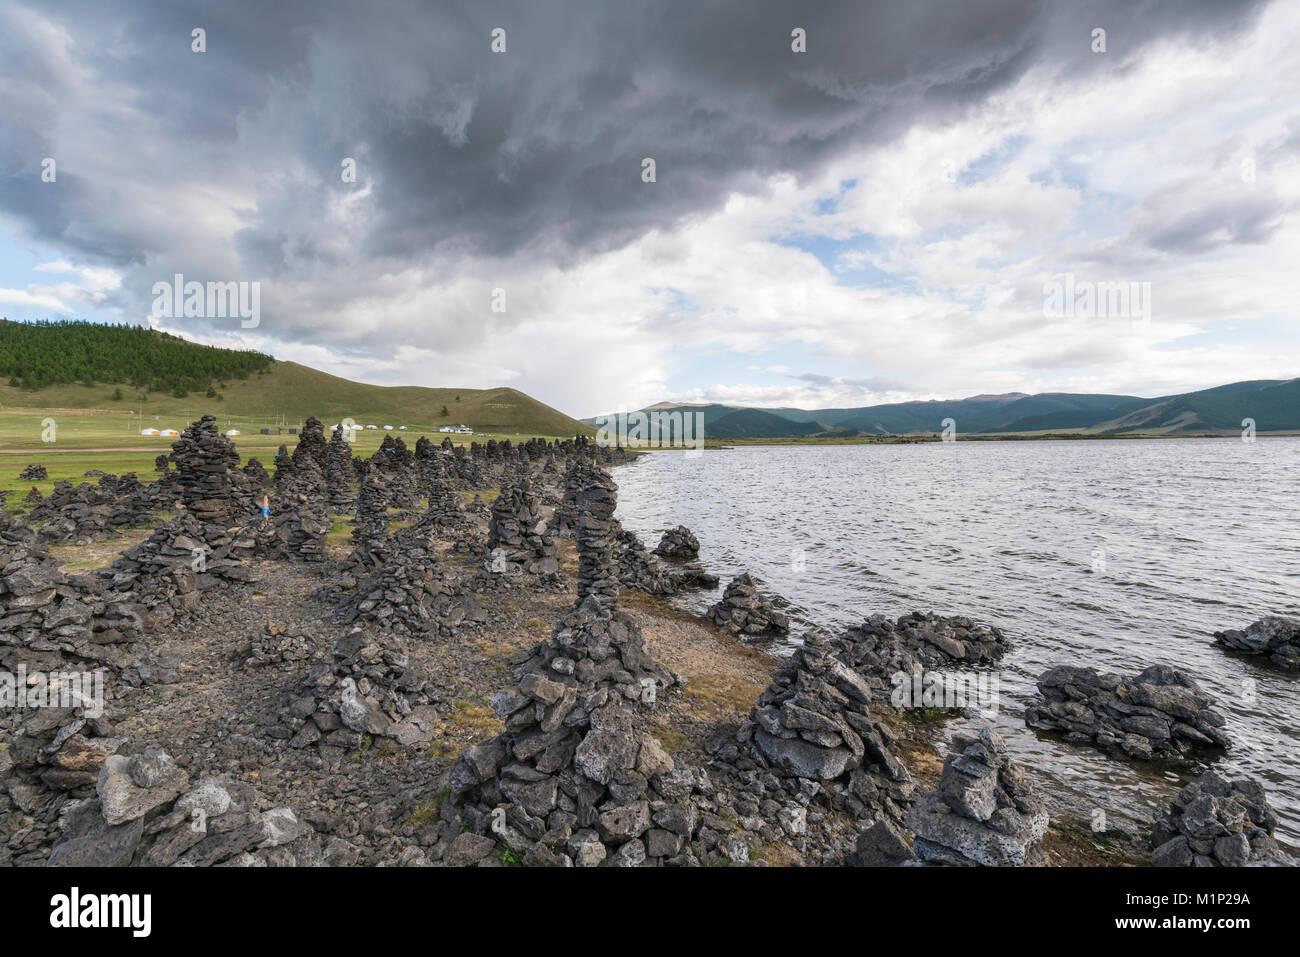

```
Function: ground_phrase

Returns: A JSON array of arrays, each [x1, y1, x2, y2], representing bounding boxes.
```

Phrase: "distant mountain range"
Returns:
[[584, 379, 1300, 437]]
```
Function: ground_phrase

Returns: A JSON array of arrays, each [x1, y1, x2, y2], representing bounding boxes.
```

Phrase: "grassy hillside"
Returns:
[[0, 358, 594, 440]]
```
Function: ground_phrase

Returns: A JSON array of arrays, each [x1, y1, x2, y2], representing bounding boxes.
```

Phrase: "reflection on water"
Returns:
[[613, 438, 1300, 846]]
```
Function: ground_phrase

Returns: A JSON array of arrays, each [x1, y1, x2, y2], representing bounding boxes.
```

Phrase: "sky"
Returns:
[[1, 0, 1297, 418]]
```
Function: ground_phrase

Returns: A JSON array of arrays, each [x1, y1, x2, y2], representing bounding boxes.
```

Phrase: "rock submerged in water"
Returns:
[[1149, 770, 1292, 867], [654, 525, 700, 560], [1213, 616, 1300, 670], [1024, 663, 1231, 760], [907, 726, 1048, 867], [707, 572, 789, 638]]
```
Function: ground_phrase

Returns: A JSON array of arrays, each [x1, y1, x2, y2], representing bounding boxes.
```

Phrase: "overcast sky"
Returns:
[[1, 0, 1297, 417]]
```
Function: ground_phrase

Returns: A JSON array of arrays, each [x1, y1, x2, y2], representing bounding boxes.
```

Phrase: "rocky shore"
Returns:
[[1, 418, 1292, 868]]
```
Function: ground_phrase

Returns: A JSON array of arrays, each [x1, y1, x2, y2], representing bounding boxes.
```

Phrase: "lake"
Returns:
[[612, 438, 1300, 846]]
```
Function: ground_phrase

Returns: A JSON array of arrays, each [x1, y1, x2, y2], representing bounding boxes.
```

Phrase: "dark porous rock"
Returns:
[[1149, 769, 1290, 867], [18, 464, 48, 481], [325, 425, 358, 514], [486, 475, 561, 582], [908, 726, 1047, 866], [707, 572, 789, 638], [654, 525, 700, 560], [1024, 663, 1231, 760], [46, 750, 332, 867], [838, 611, 1009, 691], [1214, 616, 1300, 670], [701, 630, 915, 865]]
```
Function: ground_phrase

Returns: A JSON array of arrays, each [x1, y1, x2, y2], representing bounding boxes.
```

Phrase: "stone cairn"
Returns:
[[707, 572, 790, 638], [0, 514, 143, 679], [548, 458, 584, 537], [268, 478, 330, 564], [906, 726, 1048, 867], [445, 605, 683, 866], [25, 480, 115, 543], [372, 435, 419, 511], [573, 465, 621, 610], [1024, 663, 1231, 760], [325, 425, 357, 514], [42, 747, 332, 867], [703, 630, 914, 865], [272, 444, 292, 484], [242, 457, 270, 487], [485, 475, 560, 581], [290, 415, 329, 482], [333, 531, 478, 640], [266, 629, 450, 764], [22, 487, 42, 507], [154, 454, 169, 473], [654, 525, 700, 559], [616, 528, 717, 595], [18, 464, 47, 481], [837, 611, 1009, 698], [1214, 616, 1300, 670], [347, 471, 392, 568], [1149, 769, 1291, 867], [107, 473, 154, 529], [104, 418, 260, 620], [413, 476, 470, 536]]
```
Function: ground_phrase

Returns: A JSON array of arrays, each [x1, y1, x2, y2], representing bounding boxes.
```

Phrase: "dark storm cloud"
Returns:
[[0, 0, 1271, 283]]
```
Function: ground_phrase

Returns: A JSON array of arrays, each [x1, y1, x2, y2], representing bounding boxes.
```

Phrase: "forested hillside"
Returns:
[[0, 319, 273, 395]]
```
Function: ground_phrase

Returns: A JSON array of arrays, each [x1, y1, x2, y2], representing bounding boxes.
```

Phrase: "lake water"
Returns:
[[612, 438, 1300, 847]]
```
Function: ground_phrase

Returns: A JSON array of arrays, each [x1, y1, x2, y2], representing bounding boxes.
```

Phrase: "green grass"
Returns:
[[0, 358, 595, 437]]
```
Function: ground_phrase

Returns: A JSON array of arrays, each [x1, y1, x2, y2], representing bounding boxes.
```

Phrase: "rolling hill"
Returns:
[[589, 379, 1300, 437], [0, 321, 593, 437]]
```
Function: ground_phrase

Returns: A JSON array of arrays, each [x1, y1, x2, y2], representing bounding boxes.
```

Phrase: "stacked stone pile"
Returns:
[[414, 477, 470, 535], [106, 473, 154, 529], [719, 631, 914, 842], [333, 535, 480, 639], [837, 611, 1010, 696], [266, 629, 450, 762], [242, 457, 270, 487], [654, 525, 700, 559], [616, 528, 718, 595], [1149, 769, 1290, 866], [239, 621, 319, 669], [273, 444, 292, 485], [169, 415, 247, 528], [42, 747, 330, 867], [26, 481, 115, 543], [345, 472, 392, 568], [1024, 663, 1231, 760], [267, 475, 330, 564], [325, 425, 357, 514], [549, 459, 583, 537], [154, 454, 169, 473], [485, 476, 560, 580], [573, 465, 621, 610], [1213, 616, 1300, 670], [290, 415, 329, 480], [22, 487, 42, 507], [707, 573, 790, 637], [907, 726, 1048, 866], [18, 464, 46, 481], [0, 514, 144, 678], [445, 596, 684, 867]]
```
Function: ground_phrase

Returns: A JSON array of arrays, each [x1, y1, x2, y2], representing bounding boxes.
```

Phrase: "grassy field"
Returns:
[[0, 359, 595, 437], [0, 405, 583, 503]]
